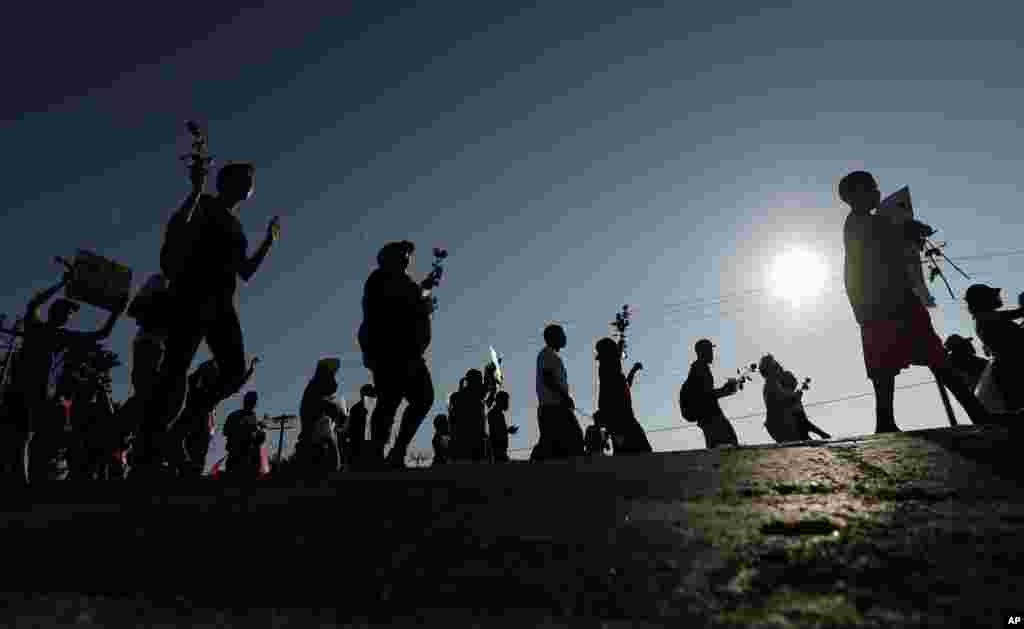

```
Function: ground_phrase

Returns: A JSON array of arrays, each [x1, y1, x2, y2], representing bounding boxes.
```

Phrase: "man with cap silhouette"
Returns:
[[965, 283, 1024, 412], [839, 170, 992, 432], [687, 338, 741, 448], [7, 270, 126, 485], [358, 241, 435, 469], [223, 390, 265, 479]]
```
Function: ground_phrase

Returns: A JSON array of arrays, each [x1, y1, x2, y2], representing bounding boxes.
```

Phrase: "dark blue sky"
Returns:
[[5, 1, 1024, 466]]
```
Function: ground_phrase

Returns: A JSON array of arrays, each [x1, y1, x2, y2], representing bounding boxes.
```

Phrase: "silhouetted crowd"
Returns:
[[2, 162, 1022, 486]]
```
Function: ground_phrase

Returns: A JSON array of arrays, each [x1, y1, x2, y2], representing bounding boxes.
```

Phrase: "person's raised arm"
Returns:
[[239, 217, 280, 282], [25, 275, 68, 323]]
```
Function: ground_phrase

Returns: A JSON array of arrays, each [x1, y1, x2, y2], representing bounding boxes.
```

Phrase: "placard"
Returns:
[[65, 249, 133, 312]]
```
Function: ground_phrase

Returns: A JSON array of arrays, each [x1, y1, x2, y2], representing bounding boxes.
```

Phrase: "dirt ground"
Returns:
[[1, 424, 1022, 628]]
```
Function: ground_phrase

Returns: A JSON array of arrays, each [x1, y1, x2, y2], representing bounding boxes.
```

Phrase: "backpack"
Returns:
[[678, 377, 699, 422], [160, 195, 209, 286]]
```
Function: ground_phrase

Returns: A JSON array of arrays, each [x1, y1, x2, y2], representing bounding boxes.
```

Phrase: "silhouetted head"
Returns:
[[377, 241, 414, 273], [243, 391, 259, 411], [359, 383, 376, 399], [216, 163, 256, 204], [313, 357, 341, 396], [695, 338, 715, 363], [495, 391, 510, 411], [433, 413, 449, 432], [465, 368, 484, 391], [965, 284, 1002, 315], [838, 171, 880, 213], [47, 298, 79, 327], [595, 338, 620, 362], [944, 334, 977, 357], [543, 324, 567, 350], [758, 354, 779, 377]]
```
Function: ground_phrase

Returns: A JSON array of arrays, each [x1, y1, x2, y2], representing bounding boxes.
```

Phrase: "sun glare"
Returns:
[[769, 247, 829, 307]]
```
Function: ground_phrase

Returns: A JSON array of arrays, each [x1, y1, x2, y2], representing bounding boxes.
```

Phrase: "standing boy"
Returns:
[[839, 171, 990, 431]]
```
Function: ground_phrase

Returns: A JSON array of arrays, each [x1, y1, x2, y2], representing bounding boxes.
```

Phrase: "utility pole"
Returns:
[[265, 414, 298, 465]]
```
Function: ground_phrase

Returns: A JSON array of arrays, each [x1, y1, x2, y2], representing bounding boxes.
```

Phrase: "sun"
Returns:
[[769, 247, 829, 307]]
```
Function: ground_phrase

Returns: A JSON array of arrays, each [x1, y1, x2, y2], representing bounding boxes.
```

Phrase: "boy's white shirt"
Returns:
[[536, 346, 567, 407]]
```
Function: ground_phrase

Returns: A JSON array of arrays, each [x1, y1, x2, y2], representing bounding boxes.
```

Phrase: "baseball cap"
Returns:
[[944, 334, 974, 351], [317, 360, 342, 374], [318, 357, 342, 374], [965, 284, 1000, 307]]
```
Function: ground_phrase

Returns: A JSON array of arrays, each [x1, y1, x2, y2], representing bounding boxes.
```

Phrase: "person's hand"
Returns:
[[908, 219, 935, 239], [508, 425, 519, 435], [632, 361, 643, 372], [250, 356, 261, 369], [267, 216, 281, 243]]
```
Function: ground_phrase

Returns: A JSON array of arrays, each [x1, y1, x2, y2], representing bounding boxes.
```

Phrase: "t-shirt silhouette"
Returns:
[[843, 211, 916, 324], [687, 360, 723, 421], [598, 362, 630, 416], [224, 408, 259, 453], [536, 347, 567, 407], [361, 268, 431, 362], [174, 194, 248, 303]]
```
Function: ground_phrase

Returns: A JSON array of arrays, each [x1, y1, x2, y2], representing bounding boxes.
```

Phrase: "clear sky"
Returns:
[[4, 1, 1024, 469]]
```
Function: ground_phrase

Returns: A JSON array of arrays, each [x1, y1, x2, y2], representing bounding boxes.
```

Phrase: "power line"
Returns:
[[332, 248, 1022, 366], [505, 378, 938, 453]]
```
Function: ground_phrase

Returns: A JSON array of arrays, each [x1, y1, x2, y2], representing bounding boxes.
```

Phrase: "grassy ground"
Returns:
[[0, 424, 1021, 628]]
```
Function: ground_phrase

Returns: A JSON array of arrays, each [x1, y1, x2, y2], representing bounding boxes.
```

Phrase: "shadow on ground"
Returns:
[[1, 425, 1022, 628]]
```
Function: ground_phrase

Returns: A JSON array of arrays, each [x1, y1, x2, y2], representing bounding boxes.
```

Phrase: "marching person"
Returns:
[[7, 270, 125, 485], [223, 391, 266, 480], [137, 160, 280, 479], [296, 358, 344, 478], [686, 339, 740, 448], [450, 369, 487, 462], [358, 241, 435, 470], [595, 337, 652, 454], [530, 324, 584, 461]]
